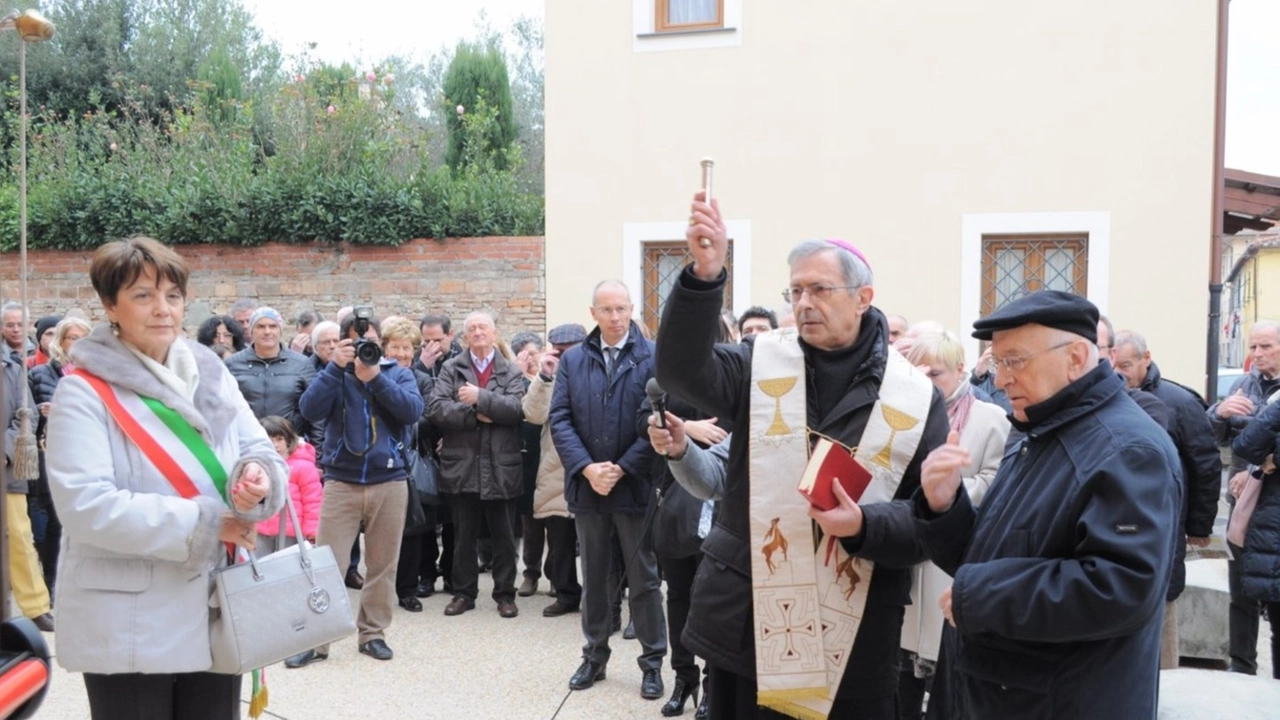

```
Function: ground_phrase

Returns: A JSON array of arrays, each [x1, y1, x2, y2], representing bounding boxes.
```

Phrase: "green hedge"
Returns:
[[1, 74, 543, 250]]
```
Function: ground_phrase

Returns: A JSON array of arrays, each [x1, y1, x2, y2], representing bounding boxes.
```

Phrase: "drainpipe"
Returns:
[[1207, 0, 1229, 401]]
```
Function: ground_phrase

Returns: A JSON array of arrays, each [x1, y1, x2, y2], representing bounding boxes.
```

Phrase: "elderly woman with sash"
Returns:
[[45, 236, 286, 720], [657, 191, 949, 720]]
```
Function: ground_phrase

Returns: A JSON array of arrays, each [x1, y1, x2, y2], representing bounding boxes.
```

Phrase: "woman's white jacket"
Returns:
[[901, 398, 1010, 662], [46, 325, 286, 674]]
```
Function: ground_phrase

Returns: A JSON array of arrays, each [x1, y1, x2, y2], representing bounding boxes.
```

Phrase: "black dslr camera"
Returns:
[[351, 306, 382, 366]]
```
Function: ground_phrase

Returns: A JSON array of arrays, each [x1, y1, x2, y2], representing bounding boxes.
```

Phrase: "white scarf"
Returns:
[[124, 338, 200, 402]]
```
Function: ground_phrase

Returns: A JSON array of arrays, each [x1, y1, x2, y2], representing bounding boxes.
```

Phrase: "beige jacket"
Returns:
[[522, 375, 572, 519], [902, 398, 1011, 661]]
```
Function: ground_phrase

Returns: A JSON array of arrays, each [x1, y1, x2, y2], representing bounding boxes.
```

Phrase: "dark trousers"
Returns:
[[577, 511, 666, 670], [609, 530, 628, 618], [897, 648, 931, 720], [84, 672, 241, 720], [396, 524, 425, 600], [544, 515, 581, 605], [348, 536, 362, 576], [658, 551, 703, 685], [705, 664, 896, 720], [420, 505, 454, 586], [450, 493, 517, 602], [522, 513, 550, 580], [1227, 540, 1261, 673]]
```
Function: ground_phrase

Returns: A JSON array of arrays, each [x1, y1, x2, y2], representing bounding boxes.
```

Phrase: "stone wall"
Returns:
[[0, 236, 546, 336]]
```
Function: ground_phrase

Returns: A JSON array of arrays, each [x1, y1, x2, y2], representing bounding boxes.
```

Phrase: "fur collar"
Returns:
[[69, 325, 238, 441]]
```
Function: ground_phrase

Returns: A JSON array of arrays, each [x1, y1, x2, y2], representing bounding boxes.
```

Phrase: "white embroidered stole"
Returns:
[[749, 331, 932, 719]]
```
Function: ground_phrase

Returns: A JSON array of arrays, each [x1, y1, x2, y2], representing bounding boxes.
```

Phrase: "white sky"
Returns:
[[244, 0, 1280, 177]]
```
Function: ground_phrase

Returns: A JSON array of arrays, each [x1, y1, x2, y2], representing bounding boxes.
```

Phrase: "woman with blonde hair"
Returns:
[[380, 316, 440, 611], [900, 330, 1011, 720]]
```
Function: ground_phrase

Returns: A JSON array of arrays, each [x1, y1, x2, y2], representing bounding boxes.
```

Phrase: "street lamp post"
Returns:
[[1, 10, 55, 380]]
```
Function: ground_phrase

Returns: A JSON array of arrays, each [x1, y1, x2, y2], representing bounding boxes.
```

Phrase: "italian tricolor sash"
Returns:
[[72, 369, 228, 502], [749, 330, 932, 720]]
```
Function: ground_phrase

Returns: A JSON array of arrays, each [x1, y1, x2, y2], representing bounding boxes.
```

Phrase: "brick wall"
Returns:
[[0, 236, 546, 336]]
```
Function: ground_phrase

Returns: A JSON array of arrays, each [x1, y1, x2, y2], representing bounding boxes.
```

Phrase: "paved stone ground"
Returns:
[[31, 561, 1279, 720], [28, 475, 1280, 719]]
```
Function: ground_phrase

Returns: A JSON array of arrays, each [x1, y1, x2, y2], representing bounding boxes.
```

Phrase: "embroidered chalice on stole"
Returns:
[[758, 377, 798, 436]]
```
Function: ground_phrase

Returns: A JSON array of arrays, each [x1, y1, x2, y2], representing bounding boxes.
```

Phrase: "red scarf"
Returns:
[[946, 381, 976, 435]]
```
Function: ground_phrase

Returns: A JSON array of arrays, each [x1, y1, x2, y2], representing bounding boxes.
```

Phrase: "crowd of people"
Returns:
[[5, 217, 1278, 719]]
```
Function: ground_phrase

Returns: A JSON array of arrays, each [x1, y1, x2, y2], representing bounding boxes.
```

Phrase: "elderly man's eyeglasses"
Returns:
[[781, 285, 859, 304], [990, 340, 1074, 373]]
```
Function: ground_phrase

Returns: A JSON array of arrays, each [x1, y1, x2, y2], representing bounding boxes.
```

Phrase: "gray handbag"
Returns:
[[208, 494, 356, 674]]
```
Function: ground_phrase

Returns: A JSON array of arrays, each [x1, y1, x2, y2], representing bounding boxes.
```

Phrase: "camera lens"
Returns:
[[355, 339, 382, 366]]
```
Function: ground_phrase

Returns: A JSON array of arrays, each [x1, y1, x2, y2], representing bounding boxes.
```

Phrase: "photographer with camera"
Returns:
[[286, 307, 424, 667]]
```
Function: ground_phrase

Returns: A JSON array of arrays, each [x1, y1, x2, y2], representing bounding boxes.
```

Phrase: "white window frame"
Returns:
[[960, 211, 1110, 364], [623, 219, 753, 323]]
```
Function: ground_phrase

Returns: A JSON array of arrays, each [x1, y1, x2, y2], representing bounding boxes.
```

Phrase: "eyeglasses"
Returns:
[[1097, 343, 1111, 353], [781, 285, 860, 304], [990, 340, 1074, 373], [593, 305, 632, 317]]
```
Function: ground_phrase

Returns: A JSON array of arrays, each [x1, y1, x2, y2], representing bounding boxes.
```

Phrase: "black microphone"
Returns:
[[646, 377, 667, 429]]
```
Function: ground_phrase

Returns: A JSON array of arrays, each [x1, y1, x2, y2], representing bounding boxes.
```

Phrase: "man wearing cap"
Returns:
[[915, 290, 1181, 719], [225, 307, 317, 437], [656, 191, 949, 720], [523, 323, 587, 617], [27, 315, 61, 368]]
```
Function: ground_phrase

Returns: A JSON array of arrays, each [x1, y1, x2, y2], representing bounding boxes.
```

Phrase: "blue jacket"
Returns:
[[298, 359, 424, 485], [918, 365, 1181, 719], [549, 322, 656, 515]]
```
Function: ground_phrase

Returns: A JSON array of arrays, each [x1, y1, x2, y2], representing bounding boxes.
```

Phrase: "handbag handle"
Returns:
[[247, 493, 317, 586]]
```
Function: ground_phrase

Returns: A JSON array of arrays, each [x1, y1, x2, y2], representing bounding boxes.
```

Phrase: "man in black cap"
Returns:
[[523, 323, 588, 617], [914, 289, 1181, 719]]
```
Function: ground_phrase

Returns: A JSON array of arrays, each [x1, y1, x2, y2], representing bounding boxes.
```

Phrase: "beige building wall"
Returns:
[[545, 1, 1218, 387]]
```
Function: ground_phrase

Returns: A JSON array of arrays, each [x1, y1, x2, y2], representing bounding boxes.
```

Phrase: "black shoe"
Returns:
[[31, 613, 54, 633], [641, 668, 664, 700], [399, 596, 423, 612], [497, 600, 519, 618], [345, 568, 364, 590], [569, 660, 606, 691], [662, 678, 697, 716], [284, 649, 328, 669], [542, 599, 580, 617], [695, 689, 710, 720], [623, 620, 636, 640], [416, 580, 435, 598], [359, 639, 394, 661]]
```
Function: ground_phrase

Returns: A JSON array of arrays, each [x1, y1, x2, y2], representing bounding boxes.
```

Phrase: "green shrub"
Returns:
[[1, 69, 542, 250]]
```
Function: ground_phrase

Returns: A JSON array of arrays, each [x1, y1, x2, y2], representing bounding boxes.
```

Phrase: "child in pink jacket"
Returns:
[[256, 416, 322, 554]]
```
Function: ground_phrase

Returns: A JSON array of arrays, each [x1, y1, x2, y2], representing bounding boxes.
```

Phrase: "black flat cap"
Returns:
[[972, 290, 1099, 343], [35, 316, 62, 339]]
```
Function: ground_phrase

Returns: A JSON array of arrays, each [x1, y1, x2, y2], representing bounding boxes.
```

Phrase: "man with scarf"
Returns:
[[655, 190, 949, 719], [915, 291, 1180, 719]]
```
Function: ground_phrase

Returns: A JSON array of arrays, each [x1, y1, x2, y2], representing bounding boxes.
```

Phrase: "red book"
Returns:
[[797, 438, 873, 511]]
